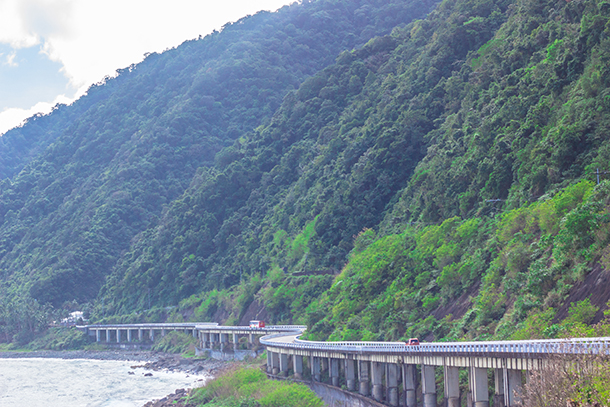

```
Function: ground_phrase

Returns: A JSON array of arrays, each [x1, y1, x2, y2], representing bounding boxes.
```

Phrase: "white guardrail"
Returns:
[[261, 332, 610, 356], [84, 322, 610, 356]]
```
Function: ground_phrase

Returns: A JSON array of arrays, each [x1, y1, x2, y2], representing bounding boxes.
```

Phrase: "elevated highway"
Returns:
[[83, 322, 609, 407]]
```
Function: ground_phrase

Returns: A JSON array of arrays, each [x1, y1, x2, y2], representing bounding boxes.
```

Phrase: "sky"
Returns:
[[0, 0, 294, 135]]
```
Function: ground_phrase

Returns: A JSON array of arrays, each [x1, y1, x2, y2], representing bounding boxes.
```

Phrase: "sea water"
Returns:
[[0, 358, 207, 407]]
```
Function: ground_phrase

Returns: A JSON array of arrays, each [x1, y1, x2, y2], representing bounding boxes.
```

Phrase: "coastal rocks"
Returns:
[[133, 354, 225, 376], [142, 388, 197, 407]]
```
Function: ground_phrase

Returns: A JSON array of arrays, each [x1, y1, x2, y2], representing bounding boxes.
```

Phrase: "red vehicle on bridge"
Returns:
[[249, 320, 265, 328]]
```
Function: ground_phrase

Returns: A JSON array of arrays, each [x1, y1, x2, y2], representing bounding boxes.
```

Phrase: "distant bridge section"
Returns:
[[83, 322, 609, 407]]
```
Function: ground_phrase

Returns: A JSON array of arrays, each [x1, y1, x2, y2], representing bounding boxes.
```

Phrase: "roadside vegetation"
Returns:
[[188, 367, 323, 407], [151, 331, 198, 357]]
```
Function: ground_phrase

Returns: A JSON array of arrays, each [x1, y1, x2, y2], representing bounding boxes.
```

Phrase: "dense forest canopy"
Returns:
[[3, 0, 610, 349]]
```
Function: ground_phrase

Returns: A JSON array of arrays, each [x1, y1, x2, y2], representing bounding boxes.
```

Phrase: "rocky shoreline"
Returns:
[[0, 350, 234, 406]]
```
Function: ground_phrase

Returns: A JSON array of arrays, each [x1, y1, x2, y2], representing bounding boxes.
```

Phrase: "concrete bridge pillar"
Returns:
[[267, 351, 273, 373], [127, 329, 132, 342], [138, 329, 143, 341], [311, 356, 321, 382], [116, 329, 121, 343], [403, 364, 417, 407], [493, 369, 505, 407], [422, 365, 437, 407], [387, 363, 399, 407], [248, 333, 254, 349], [330, 358, 340, 387], [503, 369, 522, 407], [162, 328, 166, 337], [210, 333, 216, 349], [233, 333, 238, 351], [150, 329, 155, 342], [321, 357, 329, 381], [345, 359, 356, 391], [470, 367, 489, 407], [106, 329, 111, 343], [192, 329, 197, 338], [95, 329, 100, 342], [444, 366, 460, 407], [359, 360, 370, 397], [272, 352, 280, 375], [294, 355, 303, 379], [220, 333, 229, 351], [371, 362, 384, 402], [279, 353, 289, 377]]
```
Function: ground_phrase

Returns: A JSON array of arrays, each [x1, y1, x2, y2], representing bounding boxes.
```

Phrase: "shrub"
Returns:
[[190, 368, 323, 407]]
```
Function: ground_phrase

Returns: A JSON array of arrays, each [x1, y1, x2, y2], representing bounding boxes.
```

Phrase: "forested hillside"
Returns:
[[0, 0, 435, 330], [101, 0, 610, 345], [3, 0, 610, 347]]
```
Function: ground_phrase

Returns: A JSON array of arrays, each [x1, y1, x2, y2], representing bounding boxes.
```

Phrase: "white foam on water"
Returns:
[[0, 357, 208, 407]]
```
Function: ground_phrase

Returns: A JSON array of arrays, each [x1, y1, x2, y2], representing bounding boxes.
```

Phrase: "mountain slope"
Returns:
[[104, 0, 610, 348], [0, 0, 436, 308], [100, 0, 510, 315]]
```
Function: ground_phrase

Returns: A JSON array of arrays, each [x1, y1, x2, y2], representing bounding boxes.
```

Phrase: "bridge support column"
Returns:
[[504, 369, 522, 407], [210, 333, 216, 349], [403, 364, 417, 407], [444, 366, 460, 407], [106, 329, 111, 343], [387, 363, 399, 406], [422, 365, 437, 407], [470, 367, 489, 407], [311, 356, 321, 382], [359, 360, 370, 397], [294, 355, 303, 379], [95, 329, 100, 342], [330, 358, 339, 387], [279, 353, 289, 377], [233, 334, 238, 351], [321, 358, 329, 382], [127, 329, 132, 342], [267, 351, 273, 373], [192, 329, 197, 338], [248, 333, 254, 349], [162, 328, 166, 337], [138, 329, 143, 341], [220, 333, 229, 352], [345, 359, 356, 391], [150, 329, 155, 342], [272, 352, 280, 375], [116, 329, 121, 343], [493, 369, 505, 407]]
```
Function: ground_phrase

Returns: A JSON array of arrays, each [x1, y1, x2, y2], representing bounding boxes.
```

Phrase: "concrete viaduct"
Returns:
[[83, 322, 609, 407]]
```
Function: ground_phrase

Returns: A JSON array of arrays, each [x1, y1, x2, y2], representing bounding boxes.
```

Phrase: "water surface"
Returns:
[[0, 357, 206, 407]]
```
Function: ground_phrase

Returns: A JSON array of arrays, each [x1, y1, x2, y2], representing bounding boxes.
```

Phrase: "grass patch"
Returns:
[[189, 367, 323, 407]]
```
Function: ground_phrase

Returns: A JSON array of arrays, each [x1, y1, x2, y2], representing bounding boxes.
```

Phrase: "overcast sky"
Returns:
[[0, 0, 294, 135]]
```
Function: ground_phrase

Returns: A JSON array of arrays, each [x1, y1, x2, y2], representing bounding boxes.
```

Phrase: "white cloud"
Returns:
[[5, 51, 17, 67], [0, 93, 72, 135], [0, 0, 294, 135]]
